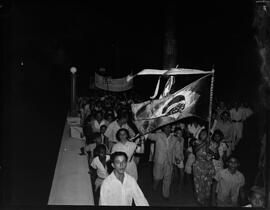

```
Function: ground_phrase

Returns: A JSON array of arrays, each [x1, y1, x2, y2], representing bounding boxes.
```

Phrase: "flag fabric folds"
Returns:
[[131, 74, 212, 135]]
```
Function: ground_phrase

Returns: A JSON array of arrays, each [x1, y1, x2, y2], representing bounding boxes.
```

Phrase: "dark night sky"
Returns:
[[4, 0, 261, 104], [1, 1, 268, 205]]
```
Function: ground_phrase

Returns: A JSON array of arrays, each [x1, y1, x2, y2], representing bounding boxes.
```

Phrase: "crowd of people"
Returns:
[[75, 90, 265, 207]]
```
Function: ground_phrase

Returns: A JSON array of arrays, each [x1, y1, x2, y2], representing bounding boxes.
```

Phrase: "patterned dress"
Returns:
[[193, 141, 215, 206]]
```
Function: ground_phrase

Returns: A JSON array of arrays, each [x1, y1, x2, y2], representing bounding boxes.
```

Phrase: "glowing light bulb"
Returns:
[[70, 67, 77, 74]]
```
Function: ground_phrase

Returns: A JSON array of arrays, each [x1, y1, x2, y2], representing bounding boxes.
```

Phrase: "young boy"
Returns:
[[90, 144, 110, 205], [244, 186, 265, 208], [212, 157, 245, 207], [100, 124, 109, 149], [99, 151, 149, 206], [85, 133, 109, 165]]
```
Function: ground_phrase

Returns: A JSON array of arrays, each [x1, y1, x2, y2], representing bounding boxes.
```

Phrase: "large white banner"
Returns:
[[95, 72, 133, 92]]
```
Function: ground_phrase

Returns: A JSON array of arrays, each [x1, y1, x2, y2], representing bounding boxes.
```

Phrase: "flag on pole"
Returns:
[[131, 74, 212, 135]]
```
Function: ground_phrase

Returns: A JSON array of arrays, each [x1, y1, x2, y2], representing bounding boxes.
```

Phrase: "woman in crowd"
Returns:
[[209, 129, 227, 174], [192, 128, 215, 206], [111, 128, 144, 181], [105, 111, 135, 151]]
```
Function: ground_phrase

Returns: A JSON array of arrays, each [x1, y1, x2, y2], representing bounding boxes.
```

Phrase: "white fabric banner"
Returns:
[[95, 72, 133, 92]]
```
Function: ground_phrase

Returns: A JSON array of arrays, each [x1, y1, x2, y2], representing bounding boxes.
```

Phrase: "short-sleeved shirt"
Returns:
[[90, 155, 110, 179], [214, 168, 245, 206], [99, 172, 149, 206]]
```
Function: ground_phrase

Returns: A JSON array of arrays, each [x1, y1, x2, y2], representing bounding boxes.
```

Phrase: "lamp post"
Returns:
[[70, 66, 77, 116]]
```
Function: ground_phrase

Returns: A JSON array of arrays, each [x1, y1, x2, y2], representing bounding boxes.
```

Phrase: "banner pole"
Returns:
[[208, 68, 215, 141]]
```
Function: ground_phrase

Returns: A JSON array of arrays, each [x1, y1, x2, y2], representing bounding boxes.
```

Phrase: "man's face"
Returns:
[[99, 148, 106, 159], [112, 155, 127, 174], [119, 130, 128, 141], [228, 158, 239, 173], [175, 130, 182, 138], [199, 130, 208, 141], [250, 192, 265, 208], [162, 125, 171, 135], [213, 133, 221, 142], [96, 113, 103, 121]]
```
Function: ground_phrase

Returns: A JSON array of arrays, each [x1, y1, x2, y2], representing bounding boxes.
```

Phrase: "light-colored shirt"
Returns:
[[148, 132, 180, 165], [99, 172, 149, 206], [173, 137, 184, 163], [91, 119, 109, 133], [214, 168, 245, 207], [230, 108, 245, 122], [104, 120, 135, 143], [90, 155, 110, 179]]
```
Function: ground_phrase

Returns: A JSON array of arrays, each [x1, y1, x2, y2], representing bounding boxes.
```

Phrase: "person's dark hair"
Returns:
[[116, 128, 130, 141], [95, 144, 107, 154], [221, 111, 229, 119], [110, 151, 128, 162], [248, 186, 265, 199], [174, 127, 182, 132], [95, 110, 103, 117], [226, 156, 240, 166], [117, 111, 129, 120], [100, 124, 107, 130], [212, 129, 224, 140], [92, 132, 101, 140]]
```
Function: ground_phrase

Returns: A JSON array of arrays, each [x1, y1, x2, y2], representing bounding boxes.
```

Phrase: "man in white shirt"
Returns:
[[147, 124, 181, 200], [99, 151, 149, 206], [91, 111, 109, 133], [230, 102, 246, 147], [212, 157, 245, 207], [105, 112, 135, 151]]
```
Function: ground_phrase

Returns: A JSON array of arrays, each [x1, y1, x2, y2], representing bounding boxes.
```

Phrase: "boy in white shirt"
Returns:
[[99, 151, 149, 206], [212, 157, 245, 207], [90, 144, 110, 205]]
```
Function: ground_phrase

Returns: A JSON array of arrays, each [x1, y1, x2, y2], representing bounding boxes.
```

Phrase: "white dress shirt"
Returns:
[[99, 172, 149, 206]]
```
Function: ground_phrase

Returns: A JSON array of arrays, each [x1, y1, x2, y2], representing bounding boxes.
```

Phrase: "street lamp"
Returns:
[[70, 66, 77, 116]]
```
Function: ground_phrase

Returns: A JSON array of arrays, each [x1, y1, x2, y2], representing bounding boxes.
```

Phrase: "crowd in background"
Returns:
[[75, 90, 265, 207]]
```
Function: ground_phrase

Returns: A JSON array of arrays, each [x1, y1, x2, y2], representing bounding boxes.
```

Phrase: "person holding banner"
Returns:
[[111, 128, 144, 181], [192, 128, 215, 206]]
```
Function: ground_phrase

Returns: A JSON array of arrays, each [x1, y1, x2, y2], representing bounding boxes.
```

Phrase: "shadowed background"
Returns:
[[1, 0, 266, 206]]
